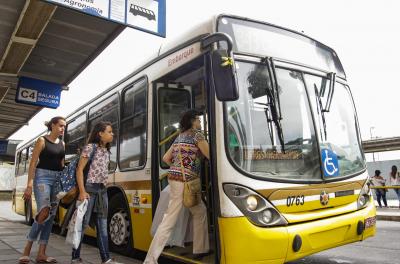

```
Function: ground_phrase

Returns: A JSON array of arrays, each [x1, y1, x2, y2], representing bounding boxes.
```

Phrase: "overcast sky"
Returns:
[[9, 0, 400, 161]]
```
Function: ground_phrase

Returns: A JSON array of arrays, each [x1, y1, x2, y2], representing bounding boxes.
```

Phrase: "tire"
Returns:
[[108, 193, 133, 256], [25, 201, 33, 225]]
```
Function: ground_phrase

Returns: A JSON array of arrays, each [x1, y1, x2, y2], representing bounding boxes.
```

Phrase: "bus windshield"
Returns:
[[226, 61, 321, 181], [304, 75, 365, 178], [225, 60, 365, 181]]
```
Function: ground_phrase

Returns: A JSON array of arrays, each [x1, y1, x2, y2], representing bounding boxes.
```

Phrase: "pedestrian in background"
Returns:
[[390, 165, 400, 209], [371, 170, 388, 208], [19, 116, 66, 264], [70, 121, 122, 264]]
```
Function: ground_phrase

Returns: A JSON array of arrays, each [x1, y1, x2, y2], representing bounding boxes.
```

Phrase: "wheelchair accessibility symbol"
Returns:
[[321, 149, 339, 177]]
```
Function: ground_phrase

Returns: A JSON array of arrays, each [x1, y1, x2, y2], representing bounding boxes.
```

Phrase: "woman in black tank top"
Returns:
[[19, 116, 66, 264]]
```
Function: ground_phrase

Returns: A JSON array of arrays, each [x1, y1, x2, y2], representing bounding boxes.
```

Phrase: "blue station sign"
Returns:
[[16, 77, 62, 109], [43, 0, 166, 38]]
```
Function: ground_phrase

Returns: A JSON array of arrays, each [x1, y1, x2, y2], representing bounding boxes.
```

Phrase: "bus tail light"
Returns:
[[357, 180, 371, 209], [223, 183, 288, 227]]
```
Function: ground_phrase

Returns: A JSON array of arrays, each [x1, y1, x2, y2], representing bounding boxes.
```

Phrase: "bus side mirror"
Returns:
[[210, 49, 239, 101]]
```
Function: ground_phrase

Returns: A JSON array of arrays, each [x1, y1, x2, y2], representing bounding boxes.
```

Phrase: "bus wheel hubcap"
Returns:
[[109, 211, 129, 246]]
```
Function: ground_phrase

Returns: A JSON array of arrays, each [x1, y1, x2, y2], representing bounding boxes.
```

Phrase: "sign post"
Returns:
[[16, 77, 62, 109], [43, 0, 166, 37]]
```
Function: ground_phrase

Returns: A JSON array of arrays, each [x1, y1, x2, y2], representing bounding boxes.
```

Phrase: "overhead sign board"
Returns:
[[16, 77, 62, 109], [43, 0, 166, 38]]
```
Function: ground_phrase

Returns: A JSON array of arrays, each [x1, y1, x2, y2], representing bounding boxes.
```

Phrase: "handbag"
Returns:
[[60, 144, 97, 205], [177, 136, 201, 208]]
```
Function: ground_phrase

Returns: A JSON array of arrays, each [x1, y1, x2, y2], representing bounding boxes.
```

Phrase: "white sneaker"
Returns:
[[102, 259, 123, 264]]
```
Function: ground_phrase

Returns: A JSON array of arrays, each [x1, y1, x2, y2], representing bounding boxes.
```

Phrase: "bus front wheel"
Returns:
[[108, 193, 133, 256]]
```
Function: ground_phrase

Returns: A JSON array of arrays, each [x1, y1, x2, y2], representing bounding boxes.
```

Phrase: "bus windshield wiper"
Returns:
[[266, 58, 285, 152], [254, 102, 274, 144], [265, 82, 285, 152], [314, 84, 327, 140]]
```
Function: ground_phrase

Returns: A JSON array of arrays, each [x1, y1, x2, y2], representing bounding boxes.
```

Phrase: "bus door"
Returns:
[[153, 75, 215, 262], [156, 83, 192, 191]]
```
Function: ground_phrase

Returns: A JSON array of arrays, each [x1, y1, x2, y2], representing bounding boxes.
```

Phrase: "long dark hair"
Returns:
[[45, 116, 65, 131], [391, 165, 398, 178], [179, 109, 201, 132], [87, 121, 112, 152]]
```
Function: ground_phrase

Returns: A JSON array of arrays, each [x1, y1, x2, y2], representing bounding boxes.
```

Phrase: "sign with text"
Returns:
[[16, 77, 62, 109], [44, 0, 166, 37]]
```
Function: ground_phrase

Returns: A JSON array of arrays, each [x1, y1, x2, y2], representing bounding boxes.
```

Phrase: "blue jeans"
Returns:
[[72, 183, 110, 263], [27, 168, 61, 245], [394, 188, 400, 203], [374, 189, 388, 207]]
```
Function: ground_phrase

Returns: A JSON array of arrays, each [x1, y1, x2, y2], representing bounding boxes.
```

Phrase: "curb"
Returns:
[[377, 214, 400, 222]]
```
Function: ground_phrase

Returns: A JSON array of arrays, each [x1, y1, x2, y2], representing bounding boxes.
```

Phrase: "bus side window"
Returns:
[[26, 144, 34, 172], [119, 79, 147, 170], [17, 148, 27, 176], [88, 93, 119, 171], [158, 87, 191, 169], [65, 113, 87, 158]]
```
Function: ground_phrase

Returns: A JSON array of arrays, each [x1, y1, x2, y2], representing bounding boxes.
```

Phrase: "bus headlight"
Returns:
[[260, 209, 273, 223], [246, 195, 258, 211], [223, 183, 288, 227], [357, 180, 371, 209]]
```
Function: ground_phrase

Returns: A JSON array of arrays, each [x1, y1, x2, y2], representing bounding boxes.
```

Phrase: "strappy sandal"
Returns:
[[18, 256, 30, 264]]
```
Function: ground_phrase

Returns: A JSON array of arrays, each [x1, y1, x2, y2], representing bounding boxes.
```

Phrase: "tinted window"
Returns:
[[119, 79, 147, 170], [88, 94, 119, 171], [17, 148, 27, 176], [158, 88, 191, 168], [65, 113, 87, 157]]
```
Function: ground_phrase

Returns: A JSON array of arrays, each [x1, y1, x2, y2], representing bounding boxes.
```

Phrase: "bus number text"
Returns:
[[286, 195, 305, 207]]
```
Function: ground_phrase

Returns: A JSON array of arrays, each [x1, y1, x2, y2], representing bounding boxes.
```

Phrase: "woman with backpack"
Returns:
[[19, 116, 66, 264], [70, 121, 123, 264]]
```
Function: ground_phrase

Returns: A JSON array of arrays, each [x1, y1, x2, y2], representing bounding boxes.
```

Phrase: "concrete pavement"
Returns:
[[0, 200, 399, 264], [0, 218, 142, 264], [0, 201, 142, 264]]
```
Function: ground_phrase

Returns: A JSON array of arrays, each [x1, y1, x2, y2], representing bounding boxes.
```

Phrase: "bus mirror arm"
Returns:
[[201, 32, 233, 53], [201, 33, 239, 102]]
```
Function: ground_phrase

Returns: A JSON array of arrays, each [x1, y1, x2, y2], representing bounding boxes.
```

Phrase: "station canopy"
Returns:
[[0, 0, 125, 139]]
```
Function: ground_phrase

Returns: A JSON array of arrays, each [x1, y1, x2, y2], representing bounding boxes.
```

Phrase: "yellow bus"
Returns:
[[13, 14, 376, 264]]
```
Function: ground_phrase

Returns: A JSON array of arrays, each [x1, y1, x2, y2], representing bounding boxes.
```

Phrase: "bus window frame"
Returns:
[[88, 92, 120, 172], [118, 76, 149, 172], [65, 112, 87, 157]]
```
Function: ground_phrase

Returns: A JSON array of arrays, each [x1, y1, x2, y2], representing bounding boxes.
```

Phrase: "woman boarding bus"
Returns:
[[14, 14, 376, 264]]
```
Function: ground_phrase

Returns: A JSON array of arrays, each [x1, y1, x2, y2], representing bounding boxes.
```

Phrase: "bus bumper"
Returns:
[[218, 201, 376, 264]]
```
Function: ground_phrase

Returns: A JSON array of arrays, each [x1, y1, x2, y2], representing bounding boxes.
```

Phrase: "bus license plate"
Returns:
[[365, 216, 376, 229]]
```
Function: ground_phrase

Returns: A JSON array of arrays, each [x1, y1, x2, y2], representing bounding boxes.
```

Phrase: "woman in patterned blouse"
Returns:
[[144, 110, 211, 263], [71, 121, 122, 264]]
